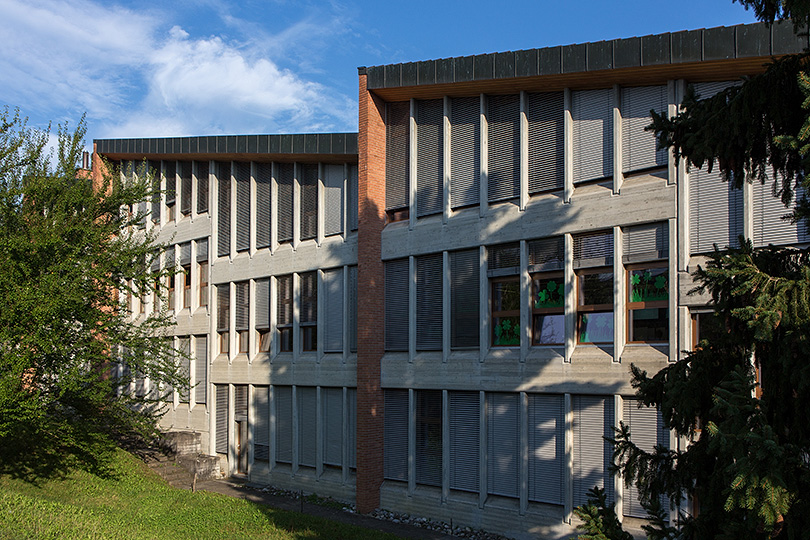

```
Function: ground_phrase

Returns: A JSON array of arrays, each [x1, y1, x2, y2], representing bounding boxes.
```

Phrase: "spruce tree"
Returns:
[[577, 3, 810, 538]]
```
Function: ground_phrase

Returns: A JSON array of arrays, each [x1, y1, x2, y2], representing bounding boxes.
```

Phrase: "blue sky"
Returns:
[[0, 0, 759, 148]]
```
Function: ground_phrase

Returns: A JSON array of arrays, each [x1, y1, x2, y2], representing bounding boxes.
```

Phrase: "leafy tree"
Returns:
[[0, 108, 183, 478], [577, 3, 810, 539]]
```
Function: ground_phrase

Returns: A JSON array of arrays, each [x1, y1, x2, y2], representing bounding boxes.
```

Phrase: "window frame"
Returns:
[[531, 270, 564, 346], [182, 264, 192, 309], [626, 261, 669, 344], [199, 261, 208, 307], [277, 275, 293, 353], [491, 276, 521, 347], [576, 266, 614, 344], [300, 272, 317, 352]]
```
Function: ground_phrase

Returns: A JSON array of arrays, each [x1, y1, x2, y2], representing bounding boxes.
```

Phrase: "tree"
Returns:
[[0, 108, 183, 477], [576, 3, 810, 539]]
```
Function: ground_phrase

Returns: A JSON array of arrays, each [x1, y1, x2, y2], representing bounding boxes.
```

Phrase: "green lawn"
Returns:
[[0, 449, 396, 540]]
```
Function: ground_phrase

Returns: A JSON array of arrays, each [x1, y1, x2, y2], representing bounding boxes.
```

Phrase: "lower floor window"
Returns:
[[492, 278, 520, 346]]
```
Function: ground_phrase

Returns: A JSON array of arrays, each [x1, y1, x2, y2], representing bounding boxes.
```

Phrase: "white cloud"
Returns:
[[0, 0, 358, 141]]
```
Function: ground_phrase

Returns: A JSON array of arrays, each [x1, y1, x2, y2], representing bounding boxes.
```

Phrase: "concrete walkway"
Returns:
[[190, 477, 459, 540]]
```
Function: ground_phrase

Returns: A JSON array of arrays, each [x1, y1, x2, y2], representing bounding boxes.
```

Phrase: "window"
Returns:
[[277, 163, 294, 243], [217, 161, 231, 257], [689, 166, 743, 254], [300, 164, 318, 241], [179, 161, 192, 217], [167, 274, 176, 312], [196, 160, 209, 214], [487, 94, 520, 203], [621, 86, 668, 175], [297, 387, 317, 467], [416, 99, 443, 217], [386, 101, 410, 221], [383, 389, 408, 480], [573, 395, 615, 507], [449, 97, 480, 209], [277, 275, 293, 352], [256, 163, 272, 249], [529, 237, 565, 346], [217, 285, 229, 354], [275, 386, 293, 463], [622, 398, 668, 518], [179, 242, 191, 309], [489, 243, 521, 347], [254, 386, 270, 462], [528, 92, 564, 193], [300, 272, 317, 352], [322, 268, 344, 353], [627, 264, 668, 343], [691, 310, 722, 350], [125, 280, 133, 314], [450, 250, 480, 349], [235, 161, 250, 252], [165, 161, 176, 223], [577, 269, 613, 344], [384, 259, 409, 352], [235, 281, 249, 353], [323, 164, 344, 236], [487, 393, 520, 498], [194, 335, 207, 404], [492, 278, 520, 346], [415, 390, 442, 486], [416, 254, 442, 351], [624, 222, 669, 343], [449, 391, 479, 492], [532, 272, 564, 345], [256, 278, 271, 353], [178, 337, 190, 403], [572, 89, 613, 184], [574, 231, 614, 344], [149, 160, 160, 224], [197, 238, 209, 308], [322, 387, 344, 467]]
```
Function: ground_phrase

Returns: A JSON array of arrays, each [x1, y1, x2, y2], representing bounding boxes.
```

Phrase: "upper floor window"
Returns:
[[277, 275, 293, 352], [529, 237, 565, 346], [164, 161, 176, 223], [623, 222, 669, 344], [488, 243, 520, 347], [574, 231, 614, 344], [300, 272, 317, 352]]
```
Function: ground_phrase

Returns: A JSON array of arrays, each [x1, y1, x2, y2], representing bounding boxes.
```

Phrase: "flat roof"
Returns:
[[360, 21, 806, 91], [94, 132, 358, 162]]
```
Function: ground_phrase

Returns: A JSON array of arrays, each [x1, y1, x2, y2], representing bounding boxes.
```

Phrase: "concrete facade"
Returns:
[[94, 21, 809, 539]]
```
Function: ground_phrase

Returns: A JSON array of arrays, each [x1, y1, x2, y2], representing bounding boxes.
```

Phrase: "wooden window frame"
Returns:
[[491, 276, 521, 347], [576, 267, 614, 344], [531, 271, 564, 346], [182, 264, 192, 309], [199, 261, 208, 307], [626, 261, 669, 344]]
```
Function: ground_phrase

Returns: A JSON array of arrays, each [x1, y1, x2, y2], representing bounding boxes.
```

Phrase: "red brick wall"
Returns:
[[356, 71, 386, 514]]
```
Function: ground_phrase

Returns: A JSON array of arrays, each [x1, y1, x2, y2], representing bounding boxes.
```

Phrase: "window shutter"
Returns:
[[347, 387, 357, 468], [277, 163, 294, 242], [196, 238, 208, 263], [323, 268, 344, 353], [415, 390, 442, 486], [255, 278, 270, 330], [753, 182, 810, 246], [528, 394, 564, 504], [689, 167, 744, 254], [150, 160, 160, 223], [164, 161, 176, 205], [573, 395, 614, 507], [254, 386, 270, 461], [693, 80, 740, 100], [385, 259, 409, 351], [449, 391, 480, 492], [384, 389, 409, 480], [488, 242, 520, 276], [275, 386, 293, 463], [234, 385, 248, 418], [324, 164, 344, 236], [528, 237, 564, 272], [573, 89, 613, 184], [528, 92, 564, 193], [450, 97, 481, 209], [178, 338, 190, 402], [348, 165, 359, 231], [386, 101, 410, 211], [277, 275, 292, 326], [217, 161, 231, 257], [180, 161, 192, 215], [322, 387, 343, 466], [196, 160, 209, 213], [300, 272, 317, 324], [194, 336, 207, 404], [573, 230, 614, 268], [217, 284, 229, 332], [151, 250, 160, 273], [300, 164, 318, 240], [235, 281, 249, 331], [179, 242, 191, 266], [623, 222, 668, 262], [416, 99, 443, 217], [348, 266, 358, 353], [488, 94, 520, 202], [235, 162, 250, 252], [165, 245, 175, 269], [297, 387, 317, 467], [622, 398, 667, 518], [215, 384, 228, 454], [137, 201, 147, 229], [416, 254, 442, 351], [487, 393, 520, 498], [255, 163, 271, 248], [450, 249, 480, 349], [621, 86, 667, 173]]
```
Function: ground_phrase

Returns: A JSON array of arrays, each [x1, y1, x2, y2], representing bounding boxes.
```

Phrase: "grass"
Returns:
[[0, 449, 397, 540]]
